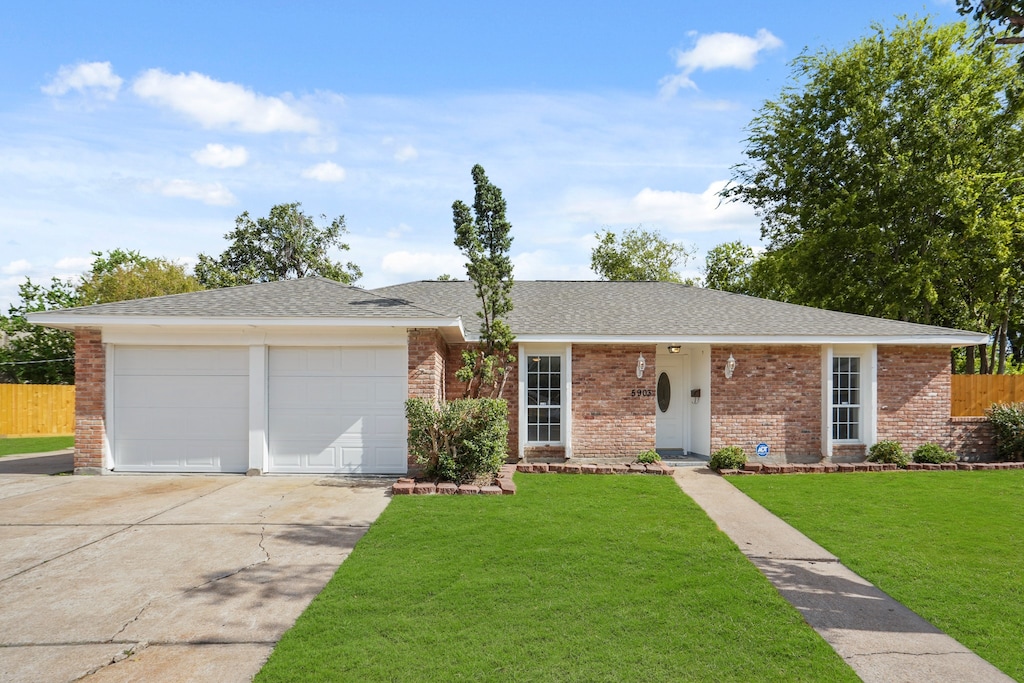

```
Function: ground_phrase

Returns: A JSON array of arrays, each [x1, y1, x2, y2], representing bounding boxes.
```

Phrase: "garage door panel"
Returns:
[[268, 346, 407, 474], [112, 347, 249, 473]]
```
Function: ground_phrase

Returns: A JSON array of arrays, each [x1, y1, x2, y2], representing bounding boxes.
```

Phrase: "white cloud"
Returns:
[[394, 144, 418, 163], [660, 29, 782, 96], [301, 161, 346, 182], [42, 61, 123, 100], [562, 180, 758, 234], [150, 179, 237, 206], [53, 256, 92, 271], [381, 250, 464, 279], [1, 259, 32, 275], [191, 143, 249, 168], [132, 69, 319, 133]]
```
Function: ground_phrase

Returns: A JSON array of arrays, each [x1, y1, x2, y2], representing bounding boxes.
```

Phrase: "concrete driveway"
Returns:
[[0, 470, 391, 682]]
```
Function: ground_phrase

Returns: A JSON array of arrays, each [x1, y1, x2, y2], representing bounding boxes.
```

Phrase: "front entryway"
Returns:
[[655, 352, 688, 451]]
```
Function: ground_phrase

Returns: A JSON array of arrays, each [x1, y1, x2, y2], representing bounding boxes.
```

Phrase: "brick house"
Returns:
[[29, 277, 987, 474]]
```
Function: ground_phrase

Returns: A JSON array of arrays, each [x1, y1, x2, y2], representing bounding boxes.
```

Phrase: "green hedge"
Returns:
[[405, 398, 509, 483], [987, 402, 1024, 462]]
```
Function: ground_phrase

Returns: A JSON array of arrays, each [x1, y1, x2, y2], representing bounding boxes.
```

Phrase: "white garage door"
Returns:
[[268, 347, 407, 474], [112, 347, 249, 472]]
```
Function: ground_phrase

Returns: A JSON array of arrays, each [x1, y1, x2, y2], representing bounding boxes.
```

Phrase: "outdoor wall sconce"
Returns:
[[690, 388, 701, 404], [724, 353, 737, 379], [667, 344, 681, 354], [636, 353, 646, 379]]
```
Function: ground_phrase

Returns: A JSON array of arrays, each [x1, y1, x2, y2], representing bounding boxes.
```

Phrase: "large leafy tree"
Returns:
[[453, 164, 515, 398], [78, 249, 202, 305], [195, 202, 362, 288], [590, 227, 694, 282], [721, 18, 1024, 372], [957, 1, 1024, 52]]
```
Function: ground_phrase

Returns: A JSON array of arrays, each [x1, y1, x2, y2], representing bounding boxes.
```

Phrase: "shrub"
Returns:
[[709, 446, 746, 470], [637, 449, 661, 464], [987, 402, 1024, 462], [912, 443, 957, 464], [405, 397, 509, 484], [867, 440, 908, 467]]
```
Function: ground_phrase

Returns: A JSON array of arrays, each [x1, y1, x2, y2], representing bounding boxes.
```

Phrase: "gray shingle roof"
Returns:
[[372, 280, 984, 341], [29, 277, 454, 320]]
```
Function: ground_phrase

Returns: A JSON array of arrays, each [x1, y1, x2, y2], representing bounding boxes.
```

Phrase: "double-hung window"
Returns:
[[832, 356, 861, 441], [526, 355, 561, 443]]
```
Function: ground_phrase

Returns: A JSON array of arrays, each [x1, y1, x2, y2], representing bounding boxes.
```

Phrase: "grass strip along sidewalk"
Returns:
[[0, 436, 73, 457], [257, 474, 856, 682], [732, 471, 1024, 681]]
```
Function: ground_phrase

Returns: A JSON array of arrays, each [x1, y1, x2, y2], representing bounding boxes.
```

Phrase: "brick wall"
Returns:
[[571, 344, 656, 459], [877, 345, 952, 451], [950, 416, 996, 460], [74, 328, 105, 472], [407, 329, 447, 404], [710, 345, 822, 463]]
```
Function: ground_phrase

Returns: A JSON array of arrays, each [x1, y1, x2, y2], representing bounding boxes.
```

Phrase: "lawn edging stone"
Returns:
[[719, 460, 1024, 476]]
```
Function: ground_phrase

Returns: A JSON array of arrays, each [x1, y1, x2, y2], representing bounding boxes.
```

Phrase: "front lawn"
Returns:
[[731, 471, 1024, 681], [0, 435, 74, 457], [257, 475, 856, 682]]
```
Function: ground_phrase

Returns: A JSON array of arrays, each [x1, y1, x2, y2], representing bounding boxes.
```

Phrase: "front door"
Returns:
[[655, 354, 687, 451]]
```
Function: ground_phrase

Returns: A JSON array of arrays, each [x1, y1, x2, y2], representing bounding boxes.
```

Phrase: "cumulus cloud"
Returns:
[[150, 179, 237, 206], [562, 180, 757, 234], [132, 69, 319, 133], [42, 61, 123, 100], [394, 144, 419, 163], [660, 29, 782, 96], [191, 143, 249, 168], [381, 250, 464, 279], [53, 256, 93, 271], [1, 259, 33, 275], [301, 161, 346, 182]]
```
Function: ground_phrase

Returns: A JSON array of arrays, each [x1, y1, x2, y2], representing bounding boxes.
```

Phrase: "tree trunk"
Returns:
[[980, 344, 990, 375], [966, 345, 975, 374], [998, 318, 1009, 375]]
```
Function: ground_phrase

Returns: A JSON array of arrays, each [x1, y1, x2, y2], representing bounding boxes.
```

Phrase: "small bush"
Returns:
[[406, 397, 509, 484], [637, 449, 661, 464], [709, 446, 746, 470], [987, 402, 1024, 462], [912, 443, 957, 464], [867, 440, 908, 468]]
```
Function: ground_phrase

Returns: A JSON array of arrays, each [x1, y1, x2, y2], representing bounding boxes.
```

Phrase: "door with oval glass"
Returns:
[[655, 353, 688, 451]]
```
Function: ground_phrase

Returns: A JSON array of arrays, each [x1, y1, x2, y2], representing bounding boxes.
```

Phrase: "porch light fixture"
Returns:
[[724, 353, 737, 379], [667, 344, 681, 354], [636, 353, 646, 379]]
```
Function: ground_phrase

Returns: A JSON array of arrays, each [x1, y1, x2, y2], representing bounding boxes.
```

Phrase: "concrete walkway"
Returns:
[[673, 467, 1013, 683], [0, 473, 391, 683]]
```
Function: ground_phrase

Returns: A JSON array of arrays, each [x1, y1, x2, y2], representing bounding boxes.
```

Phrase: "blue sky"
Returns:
[[0, 0, 963, 309]]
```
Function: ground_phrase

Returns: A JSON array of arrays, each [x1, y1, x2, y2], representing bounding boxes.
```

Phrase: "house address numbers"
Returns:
[[630, 388, 654, 398]]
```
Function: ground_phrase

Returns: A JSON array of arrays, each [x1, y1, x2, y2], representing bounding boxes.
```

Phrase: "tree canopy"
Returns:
[[78, 249, 202, 305], [957, 1, 1024, 56], [195, 202, 361, 288], [452, 164, 515, 398], [590, 227, 694, 282], [721, 17, 1024, 371]]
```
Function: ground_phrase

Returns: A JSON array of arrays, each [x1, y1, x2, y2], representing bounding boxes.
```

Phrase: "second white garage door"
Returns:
[[268, 347, 407, 474]]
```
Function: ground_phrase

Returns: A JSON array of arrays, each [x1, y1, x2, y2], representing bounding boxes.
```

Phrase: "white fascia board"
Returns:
[[26, 313, 464, 333], [510, 333, 988, 346]]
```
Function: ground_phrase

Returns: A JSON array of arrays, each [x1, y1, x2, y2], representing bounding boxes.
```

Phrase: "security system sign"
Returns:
[[756, 442, 770, 458]]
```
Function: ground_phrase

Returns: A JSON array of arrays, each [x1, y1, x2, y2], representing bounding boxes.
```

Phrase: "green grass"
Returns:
[[731, 471, 1024, 681], [0, 435, 73, 456], [257, 475, 857, 682]]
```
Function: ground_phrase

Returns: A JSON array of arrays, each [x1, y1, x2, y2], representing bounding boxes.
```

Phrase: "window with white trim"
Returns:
[[526, 355, 561, 443], [832, 356, 861, 440]]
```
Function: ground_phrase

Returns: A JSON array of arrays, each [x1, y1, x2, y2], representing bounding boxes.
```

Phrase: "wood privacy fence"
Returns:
[[951, 375, 1024, 417], [0, 384, 75, 436]]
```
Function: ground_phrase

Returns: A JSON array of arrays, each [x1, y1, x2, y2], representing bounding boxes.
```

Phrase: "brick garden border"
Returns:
[[720, 461, 1024, 476], [390, 461, 676, 495]]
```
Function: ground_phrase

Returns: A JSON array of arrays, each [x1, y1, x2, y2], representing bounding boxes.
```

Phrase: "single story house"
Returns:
[[28, 277, 988, 475]]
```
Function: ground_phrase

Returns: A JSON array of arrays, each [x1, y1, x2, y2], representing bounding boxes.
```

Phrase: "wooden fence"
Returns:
[[951, 375, 1024, 417], [0, 384, 75, 437]]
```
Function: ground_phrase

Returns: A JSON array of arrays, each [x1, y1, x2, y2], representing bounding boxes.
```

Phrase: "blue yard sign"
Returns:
[[756, 442, 770, 458]]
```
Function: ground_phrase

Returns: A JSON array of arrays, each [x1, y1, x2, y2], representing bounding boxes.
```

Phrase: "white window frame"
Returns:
[[518, 344, 572, 458], [821, 344, 876, 457]]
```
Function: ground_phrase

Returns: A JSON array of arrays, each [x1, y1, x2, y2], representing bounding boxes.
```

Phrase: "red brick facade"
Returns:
[[876, 345, 952, 452], [74, 328, 105, 472], [407, 328, 447, 404], [950, 417, 996, 460], [710, 345, 822, 462], [571, 344, 657, 459]]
